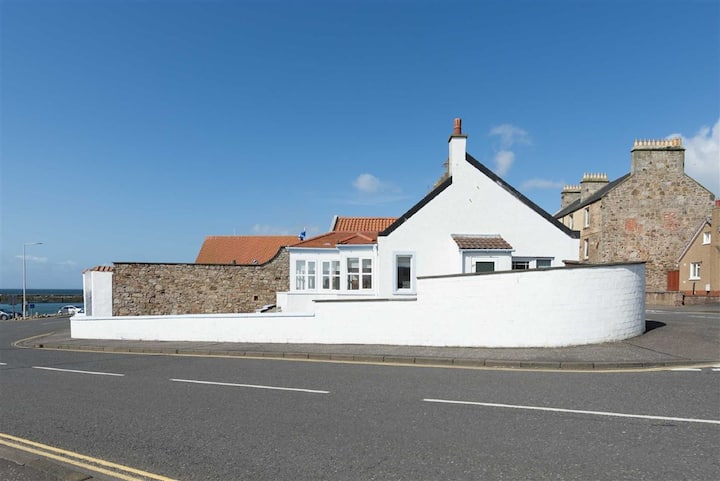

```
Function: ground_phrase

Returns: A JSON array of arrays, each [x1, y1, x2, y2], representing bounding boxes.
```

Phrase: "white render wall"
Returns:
[[82, 270, 113, 317], [72, 263, 645, 348]]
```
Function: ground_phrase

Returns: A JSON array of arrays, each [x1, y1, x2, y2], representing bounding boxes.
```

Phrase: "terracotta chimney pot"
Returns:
[[453, 118, 462, 136]]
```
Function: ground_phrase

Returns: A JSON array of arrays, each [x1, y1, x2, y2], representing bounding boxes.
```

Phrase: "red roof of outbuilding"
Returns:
[[195, 236, 300, 265], [332, 217, 397, 232], [293, 231, 378, 249]]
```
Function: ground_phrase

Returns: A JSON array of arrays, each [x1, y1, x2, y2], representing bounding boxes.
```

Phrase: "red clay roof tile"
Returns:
[[333, 217, 397, 232], [293, 231, 378, 248], [195, 236, 300, 265]]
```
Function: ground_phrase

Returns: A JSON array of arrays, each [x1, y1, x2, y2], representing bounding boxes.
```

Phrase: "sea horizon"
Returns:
[[0, 288, 83, 294]]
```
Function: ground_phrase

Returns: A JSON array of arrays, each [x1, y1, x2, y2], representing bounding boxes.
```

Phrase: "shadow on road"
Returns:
[[645, 320, 666, 332]]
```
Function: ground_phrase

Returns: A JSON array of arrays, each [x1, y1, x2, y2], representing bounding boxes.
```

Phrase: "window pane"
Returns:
[[348, 274, 359, 290], [296, 260, 305, 274], [332, 261, 340, 274], [348, 258, 359, 273], [475, 262, 494, 273], [512, 261, 529, 270], [332, 277, 340, 290], [362, 274, 372, 289], [536, 259, 551, 269], [362, 258, 372, 273], [322, 261, 330, 275], [397, 255, 411, 289]]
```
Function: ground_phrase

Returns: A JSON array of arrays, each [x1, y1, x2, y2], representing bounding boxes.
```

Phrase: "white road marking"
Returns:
[[671, 368, 702, 371], [0, 363, 6, 366], [32, 366, 125, 377], [423, 399, 720, 425], [713, 369, 720, 372], [170, 378, 329, 394]]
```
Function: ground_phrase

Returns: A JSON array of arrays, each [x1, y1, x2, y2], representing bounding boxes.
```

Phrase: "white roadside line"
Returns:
[[423, 399, 720, 425], [671, 368, 702, 371], [32, 366, 125, 377], [170, 378, 329, 394], [0, 362, 6, 366]]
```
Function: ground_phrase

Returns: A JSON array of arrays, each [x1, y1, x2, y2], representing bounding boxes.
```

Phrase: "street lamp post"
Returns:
[[22, 242, 43, 318]]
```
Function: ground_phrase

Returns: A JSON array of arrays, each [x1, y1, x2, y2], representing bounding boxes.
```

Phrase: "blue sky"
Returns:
[[1, 0, 718, 289]]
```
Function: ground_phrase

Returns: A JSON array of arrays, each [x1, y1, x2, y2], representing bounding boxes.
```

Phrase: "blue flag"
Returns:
[[298, 230, 306, 241]]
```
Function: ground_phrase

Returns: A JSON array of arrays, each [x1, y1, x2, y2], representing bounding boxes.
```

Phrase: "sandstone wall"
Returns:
[[597, 172, 714, 291], [112, 249, 289, 316]]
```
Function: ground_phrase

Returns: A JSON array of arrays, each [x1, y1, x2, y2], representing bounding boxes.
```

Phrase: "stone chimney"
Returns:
[[561, 184, 581, 209], [580, 172, 609, 201], [448, 118, 467, 177], [631, 138, 684, 175]]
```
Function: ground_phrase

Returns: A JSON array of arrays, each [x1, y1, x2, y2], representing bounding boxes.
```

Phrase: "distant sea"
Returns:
[[0, 289, 83, 316]]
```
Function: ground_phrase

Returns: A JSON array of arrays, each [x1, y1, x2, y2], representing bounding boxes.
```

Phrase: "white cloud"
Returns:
[[489, 124, 530, 149], [671, 119, 720, 196], [14, 255, 48, 263], [345, 173, 406, 205], [489, 124, 531, 177], [494, 150, 515, 176], [251, 224, 290, 235], [353, 173, 382, 193], [520, 178, 565, 190]]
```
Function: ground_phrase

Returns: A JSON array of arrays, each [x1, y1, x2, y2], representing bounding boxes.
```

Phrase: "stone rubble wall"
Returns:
[[597, 171, 714, 291], [112, 249, 289, 316]]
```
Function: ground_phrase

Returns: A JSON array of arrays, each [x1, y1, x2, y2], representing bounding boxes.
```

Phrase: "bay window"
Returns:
[[295, 260, 316, 290]]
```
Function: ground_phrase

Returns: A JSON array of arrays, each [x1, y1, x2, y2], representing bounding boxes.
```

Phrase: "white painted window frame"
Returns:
[[393, 252, 416, 295], [345, 256, 374, 292], [320, 260, 341, 291], [295, 259, 316, 291], [690, 262, 701, 280], [702, 232, 711, 245]]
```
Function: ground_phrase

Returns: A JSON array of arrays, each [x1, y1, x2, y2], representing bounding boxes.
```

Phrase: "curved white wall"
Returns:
[[73, 263, 646, 348]]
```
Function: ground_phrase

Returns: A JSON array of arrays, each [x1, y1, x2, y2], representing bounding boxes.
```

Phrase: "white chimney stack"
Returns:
[[448, 118, 467, 177]]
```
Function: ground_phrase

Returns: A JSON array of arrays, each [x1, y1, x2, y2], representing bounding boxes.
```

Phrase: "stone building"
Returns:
[[554, 138, 716, 292], [676, 200, 720, 299]]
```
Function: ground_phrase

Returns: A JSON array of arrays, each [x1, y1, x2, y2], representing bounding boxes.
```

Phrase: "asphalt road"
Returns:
[[1, 317, 719, 481]]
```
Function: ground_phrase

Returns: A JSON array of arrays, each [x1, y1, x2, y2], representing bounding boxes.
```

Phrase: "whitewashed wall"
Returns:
[[82, 269, 113, 317], [73, 263, 645, 348]]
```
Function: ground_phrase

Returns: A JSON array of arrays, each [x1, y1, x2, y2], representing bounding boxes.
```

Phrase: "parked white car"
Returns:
[[57, 305, 83, 316]]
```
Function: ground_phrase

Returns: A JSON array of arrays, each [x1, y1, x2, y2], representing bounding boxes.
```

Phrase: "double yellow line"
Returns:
[[0, 432, 177, 481]]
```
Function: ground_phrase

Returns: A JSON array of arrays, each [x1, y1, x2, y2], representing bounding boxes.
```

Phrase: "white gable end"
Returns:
[[377, 153, 579, 297]]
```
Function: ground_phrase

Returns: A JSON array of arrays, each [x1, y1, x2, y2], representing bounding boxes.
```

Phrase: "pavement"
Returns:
[[15, 303, 720, 371]]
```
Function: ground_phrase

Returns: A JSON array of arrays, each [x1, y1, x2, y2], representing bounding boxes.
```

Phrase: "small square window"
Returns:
[[702, 232, 711, 244]]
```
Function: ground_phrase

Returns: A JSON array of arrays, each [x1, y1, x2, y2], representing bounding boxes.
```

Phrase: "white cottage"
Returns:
[[278, 119, 580, 312]]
